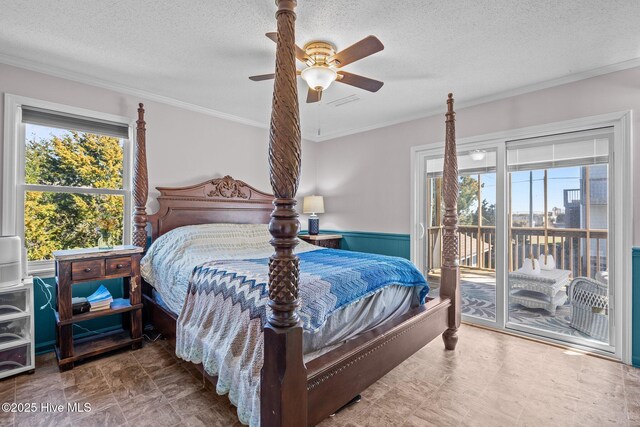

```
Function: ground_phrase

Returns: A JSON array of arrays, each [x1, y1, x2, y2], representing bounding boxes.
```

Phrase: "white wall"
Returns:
[[3, 62, 638, 243], [315, 66, 640, 245], [0, 63, 317, 228]]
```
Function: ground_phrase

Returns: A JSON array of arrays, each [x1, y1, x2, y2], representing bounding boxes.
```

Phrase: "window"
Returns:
[[3, 96, 133, 274], [507, 128, 611, 278]]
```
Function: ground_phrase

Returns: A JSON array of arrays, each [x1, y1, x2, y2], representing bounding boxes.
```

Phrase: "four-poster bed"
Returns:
[[131, 1, 460, 425]]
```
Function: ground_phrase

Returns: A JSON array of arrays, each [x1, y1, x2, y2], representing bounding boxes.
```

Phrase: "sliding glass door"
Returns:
[[412, 120, 625, 359], [506, 128, 613, 351], [421, 150, 499, 323]]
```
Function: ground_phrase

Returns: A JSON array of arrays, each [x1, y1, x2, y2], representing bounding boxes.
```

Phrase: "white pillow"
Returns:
[[538, 254, 556, 271], [596, 271, 608, 285], [519, 258, 541, 276]]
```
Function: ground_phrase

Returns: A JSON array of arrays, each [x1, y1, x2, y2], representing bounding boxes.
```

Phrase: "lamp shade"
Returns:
[[301, 66, 337, 91], [303, 195, 325, 214]]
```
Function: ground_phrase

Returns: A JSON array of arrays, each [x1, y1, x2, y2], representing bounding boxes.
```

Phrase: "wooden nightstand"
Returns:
[[299, 234, 342, 249], [53, 245, 144, 370]]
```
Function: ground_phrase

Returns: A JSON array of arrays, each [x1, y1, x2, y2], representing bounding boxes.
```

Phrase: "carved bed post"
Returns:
[[440, 93, 461, 350], [261, 1, 307, 426], [133, 103, 148, 250]]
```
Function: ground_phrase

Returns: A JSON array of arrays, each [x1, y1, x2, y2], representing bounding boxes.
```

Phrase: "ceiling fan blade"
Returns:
[[265, 32, 278, 43], [336, 71, 384, 92], [306, 88, 322, 103], [249, 70, 301, 81], [265, 32, 310, 63], [249, 73, 275, 81], [330, 36, 384, 68]]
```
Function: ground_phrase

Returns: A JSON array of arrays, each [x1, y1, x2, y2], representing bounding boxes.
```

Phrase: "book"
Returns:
[[86, 285, 113, 312]]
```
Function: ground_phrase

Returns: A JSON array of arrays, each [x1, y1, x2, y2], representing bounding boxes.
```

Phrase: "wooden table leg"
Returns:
[[129, 255, 143, 349]]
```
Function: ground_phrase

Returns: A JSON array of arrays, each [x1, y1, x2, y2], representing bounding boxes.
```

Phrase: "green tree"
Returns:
[[480, 199, 496, 226], [458, 176, 479, 225], [24, 131, 124, 260]]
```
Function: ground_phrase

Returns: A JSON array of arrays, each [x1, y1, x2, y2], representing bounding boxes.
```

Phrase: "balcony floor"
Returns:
[[427, 267, 604, 344]]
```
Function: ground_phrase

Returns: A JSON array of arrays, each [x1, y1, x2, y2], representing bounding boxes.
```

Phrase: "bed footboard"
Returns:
[[305, 298, 450, 425]]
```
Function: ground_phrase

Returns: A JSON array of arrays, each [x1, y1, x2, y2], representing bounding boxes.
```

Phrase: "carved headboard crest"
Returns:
[[154, 175, 273, 202], [207, 175, 249, 199]]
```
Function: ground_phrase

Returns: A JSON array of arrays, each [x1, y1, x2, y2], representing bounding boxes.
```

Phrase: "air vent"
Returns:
[[327, 94, 360, 107]]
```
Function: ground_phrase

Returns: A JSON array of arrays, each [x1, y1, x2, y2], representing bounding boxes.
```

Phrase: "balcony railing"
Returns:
[[427, 225, 496, 271], [427, 224, 607, 279]]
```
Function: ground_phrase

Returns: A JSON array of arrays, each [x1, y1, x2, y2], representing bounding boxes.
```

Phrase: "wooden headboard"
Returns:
[[146, 175, 274, 240]]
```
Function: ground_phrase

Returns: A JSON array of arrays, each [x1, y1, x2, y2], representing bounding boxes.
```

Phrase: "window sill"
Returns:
[[28, 260, 55, 279]]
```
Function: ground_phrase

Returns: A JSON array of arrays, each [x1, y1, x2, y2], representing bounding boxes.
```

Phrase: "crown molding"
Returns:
[[313, 56, 640, 142], [2, 52, 639, 144], [0, 53, 293, 136]]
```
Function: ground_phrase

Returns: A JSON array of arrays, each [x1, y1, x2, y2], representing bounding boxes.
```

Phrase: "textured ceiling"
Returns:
[[1, 0, 639, 141]]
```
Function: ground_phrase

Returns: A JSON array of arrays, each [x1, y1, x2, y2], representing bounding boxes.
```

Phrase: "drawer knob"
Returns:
[[84, 267, 92, 272], [116, 264, 124, 269]]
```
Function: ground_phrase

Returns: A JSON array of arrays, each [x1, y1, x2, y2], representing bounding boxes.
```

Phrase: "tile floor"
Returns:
[[0, 324, 636, 426]]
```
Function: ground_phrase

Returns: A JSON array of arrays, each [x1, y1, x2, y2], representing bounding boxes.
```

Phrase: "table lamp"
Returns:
[[303, 195, 324, 235]]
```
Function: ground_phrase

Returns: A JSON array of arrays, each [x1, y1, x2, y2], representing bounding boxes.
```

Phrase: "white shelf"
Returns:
[[0, 278, 35, 380], [0, 284, 28, 294], [0, 337, 30, 352], [0, 310, 30, 322]]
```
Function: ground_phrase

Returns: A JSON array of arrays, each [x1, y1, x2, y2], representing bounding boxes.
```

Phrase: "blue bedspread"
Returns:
[[188, 248, 428, 332]]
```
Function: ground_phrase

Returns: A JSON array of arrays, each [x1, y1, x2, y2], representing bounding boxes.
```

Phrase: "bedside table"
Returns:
[[299, 234, 342, 249], [53, 245, 144, 370]]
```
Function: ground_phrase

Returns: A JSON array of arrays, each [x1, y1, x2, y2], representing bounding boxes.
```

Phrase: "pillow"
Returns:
[[140, 223, 321, 315], [596, 271, 609, 285], [538, 254, 556, 271], [141, 223, 319, 288], [519, 257, 541, 276]]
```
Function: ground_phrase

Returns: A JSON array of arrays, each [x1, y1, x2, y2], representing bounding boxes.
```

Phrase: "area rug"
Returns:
[[431, 280, 605, 343]]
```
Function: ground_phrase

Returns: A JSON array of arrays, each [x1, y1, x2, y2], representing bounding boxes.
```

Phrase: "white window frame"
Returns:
[[2, 94, 135, 276], [410, 110, 633, 364]]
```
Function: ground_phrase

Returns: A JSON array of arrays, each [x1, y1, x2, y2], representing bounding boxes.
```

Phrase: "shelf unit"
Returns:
[[0, 278, 35, 380], [53, 246, 144, 370], [54, 298, 143, 326]]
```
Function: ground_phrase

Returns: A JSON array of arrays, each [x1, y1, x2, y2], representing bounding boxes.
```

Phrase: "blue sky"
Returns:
[[26, 123, 68, 141], [477, 167, 583, 214], [510, 167, 581, 213]]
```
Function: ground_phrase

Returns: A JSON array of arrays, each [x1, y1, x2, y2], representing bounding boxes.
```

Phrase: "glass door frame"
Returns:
[[410, 111, 632, 363], [504, 133, 615, 354], [412, 139, 507, 330]]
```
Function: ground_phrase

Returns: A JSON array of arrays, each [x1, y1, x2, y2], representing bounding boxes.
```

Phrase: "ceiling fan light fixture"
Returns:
[[469, 150, 487, 161], [301, 66, 337, 91]]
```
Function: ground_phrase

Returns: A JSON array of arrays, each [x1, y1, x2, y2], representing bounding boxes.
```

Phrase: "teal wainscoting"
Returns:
[[633, 248, 640, 366], [322, 230, 410, 259], [32, 276, 124, 354]]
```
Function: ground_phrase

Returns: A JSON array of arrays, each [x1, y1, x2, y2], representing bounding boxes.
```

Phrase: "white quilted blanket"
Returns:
[[140, 223, 320, 314]]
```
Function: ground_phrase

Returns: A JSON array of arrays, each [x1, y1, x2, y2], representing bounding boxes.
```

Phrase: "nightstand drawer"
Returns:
[[71, 259, 105, 281], [106, 257, 132, 276], [299, 234, 342, 249], [316, 239, 340, 249]]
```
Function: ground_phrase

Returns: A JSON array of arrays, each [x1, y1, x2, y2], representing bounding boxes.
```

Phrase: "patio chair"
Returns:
[[568, 276, 609, 342]]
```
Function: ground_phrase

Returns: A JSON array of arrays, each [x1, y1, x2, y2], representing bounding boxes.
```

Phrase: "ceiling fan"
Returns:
[[249, 33, 384, 103]]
